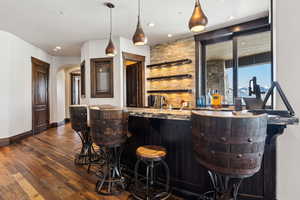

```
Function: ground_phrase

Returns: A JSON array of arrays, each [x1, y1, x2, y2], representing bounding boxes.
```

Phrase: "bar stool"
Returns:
[[133, 145, 171, 200], [89, 106, 128, 195], [69, 105, 99, 166], [191, 111, 268, 200]]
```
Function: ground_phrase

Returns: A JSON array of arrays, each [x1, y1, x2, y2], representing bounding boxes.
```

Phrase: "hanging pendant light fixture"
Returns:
[[189, 0, 208, 33], [105, 3, 117, 57], [132, 0, 147, 46]]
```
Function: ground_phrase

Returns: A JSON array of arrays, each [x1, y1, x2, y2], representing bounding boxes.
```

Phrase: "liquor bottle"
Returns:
[[211, 90, 222, 108]]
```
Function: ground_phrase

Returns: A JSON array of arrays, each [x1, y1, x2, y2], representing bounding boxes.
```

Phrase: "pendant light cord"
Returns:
[[138, 0, 141, 21], [110, 7, 112, 39]]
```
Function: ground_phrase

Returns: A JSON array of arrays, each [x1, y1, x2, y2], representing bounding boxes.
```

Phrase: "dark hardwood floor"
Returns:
[[0, 124, 181, 200]]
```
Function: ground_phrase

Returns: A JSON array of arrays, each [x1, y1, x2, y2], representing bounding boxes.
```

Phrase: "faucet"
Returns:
[[180, 101, 188, 111]]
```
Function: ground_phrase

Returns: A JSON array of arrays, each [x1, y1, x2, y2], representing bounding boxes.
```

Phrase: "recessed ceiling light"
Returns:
[[53, 46, 62, 52], [228, 16, 235, 21], [147, 22, 155, 27], [167, 34, 173, 38]]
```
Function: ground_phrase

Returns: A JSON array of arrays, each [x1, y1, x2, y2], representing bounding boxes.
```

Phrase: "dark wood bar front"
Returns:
[[122, 109, 298, 200]]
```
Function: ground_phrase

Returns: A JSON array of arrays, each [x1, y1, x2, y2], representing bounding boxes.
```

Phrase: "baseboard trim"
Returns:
[[0, 119, 71, 147], [50, 118, 70, 128], [10, 130, 33, 144], [0, 138, 10, 147], [0, 130, 33, 147]]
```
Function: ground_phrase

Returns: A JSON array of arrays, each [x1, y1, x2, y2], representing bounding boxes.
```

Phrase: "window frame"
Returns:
[[90, 57, 114, 98], [80, 61, 86, 97], [195, 17, 273, 107]]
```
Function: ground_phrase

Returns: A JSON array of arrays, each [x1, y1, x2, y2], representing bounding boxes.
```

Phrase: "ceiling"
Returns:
[[0, 0, 270, 56]]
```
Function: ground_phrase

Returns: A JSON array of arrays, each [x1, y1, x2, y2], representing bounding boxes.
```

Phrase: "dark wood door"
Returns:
[[32, 57, 50, 134], [126, 63, 140, 107]]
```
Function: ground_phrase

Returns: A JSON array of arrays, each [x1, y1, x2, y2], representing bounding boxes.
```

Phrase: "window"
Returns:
[[237, 31, 272, 105], [90, 58, 114, 98], [196, 17, 272, 106], [205, 40, 234, 104]]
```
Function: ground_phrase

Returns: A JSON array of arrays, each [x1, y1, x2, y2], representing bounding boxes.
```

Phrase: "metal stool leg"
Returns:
[[199, 171, 243, 200], [146, 162, 151, 200], [95, 146, 125, 196], [134, 159, 142, 198], [133, 159, 171, 200], [161, 159, 170, 193]]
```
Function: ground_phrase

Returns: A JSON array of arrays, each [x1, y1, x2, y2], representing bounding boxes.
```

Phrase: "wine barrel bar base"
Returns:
[[192, 112, 268, 200], [90, 107, 128, 196]]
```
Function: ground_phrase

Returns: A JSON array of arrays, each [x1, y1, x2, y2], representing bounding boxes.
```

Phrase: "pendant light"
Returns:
[[132, 0, 147, 46], [105, 3, 116, 57], [189, 0, 208, 33]]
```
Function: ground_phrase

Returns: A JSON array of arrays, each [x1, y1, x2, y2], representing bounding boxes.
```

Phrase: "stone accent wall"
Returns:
[[148, 37, 195, 108], [207, 60, 226, 95]]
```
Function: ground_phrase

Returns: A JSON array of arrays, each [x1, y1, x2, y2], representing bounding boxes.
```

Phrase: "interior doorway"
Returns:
[[122, 52, 145, 107], [71, 73, 81, 105], [31, 57, 50, 134]]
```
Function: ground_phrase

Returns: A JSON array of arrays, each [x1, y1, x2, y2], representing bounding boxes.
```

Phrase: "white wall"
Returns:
[[81, 38, 122, 106], [56, 70, 66, 123], [0, 31, 12, 138], [0, 31, 80, 139], [274, 1, 300, 199], [0, 31, 52, 138], [50, 57, 80, 123], [80, 37, 150, 107]]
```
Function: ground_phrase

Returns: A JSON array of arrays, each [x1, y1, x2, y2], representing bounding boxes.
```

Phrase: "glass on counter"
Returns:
[[197, 96, 206, 107]]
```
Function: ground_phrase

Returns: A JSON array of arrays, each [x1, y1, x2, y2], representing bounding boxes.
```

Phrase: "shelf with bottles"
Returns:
[[147, 89, 193, 94], [147, 74, 192, 81], [147, 59, 192, 68]]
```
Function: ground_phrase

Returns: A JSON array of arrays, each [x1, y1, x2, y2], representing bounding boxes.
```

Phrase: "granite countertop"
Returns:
[[125, 107, 299, 126], [125, 107, 191, 121]]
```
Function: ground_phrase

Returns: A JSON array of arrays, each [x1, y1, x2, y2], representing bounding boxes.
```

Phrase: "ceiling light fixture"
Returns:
[[147, 22, 155, 27], [53, 46, 62, 52], [228, 16, 235, 21], [132, 0, 147, 46], [189, 0, 208, 33], [105, 2, 117, 57], [167, 34, 173, 38]]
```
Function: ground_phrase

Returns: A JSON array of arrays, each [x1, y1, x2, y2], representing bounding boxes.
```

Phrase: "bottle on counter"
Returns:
[[206, 89, 212, 106], [211, 90, 222, 108]]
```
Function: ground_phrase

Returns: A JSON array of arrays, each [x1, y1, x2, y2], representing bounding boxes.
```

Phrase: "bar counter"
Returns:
[[120, 107, 298, 199], [125, 107, 299, 125]]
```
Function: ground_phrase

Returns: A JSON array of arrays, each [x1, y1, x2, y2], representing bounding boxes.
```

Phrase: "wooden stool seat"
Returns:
[[136, 145, 167, 159]]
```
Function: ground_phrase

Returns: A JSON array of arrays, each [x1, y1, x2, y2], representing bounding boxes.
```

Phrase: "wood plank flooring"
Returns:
[[0, 124, 180, 200]]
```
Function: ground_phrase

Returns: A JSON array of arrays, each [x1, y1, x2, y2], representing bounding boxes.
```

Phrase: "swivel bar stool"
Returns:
[[192, 111, 268, 200], [89, 106, 128, 195], [133, 145, 171, 200], [69, 105, 99, 166]]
